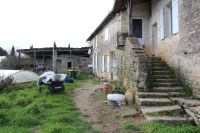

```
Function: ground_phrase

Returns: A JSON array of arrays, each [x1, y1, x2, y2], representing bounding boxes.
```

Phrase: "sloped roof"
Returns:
[[86, 0, 126, 41]]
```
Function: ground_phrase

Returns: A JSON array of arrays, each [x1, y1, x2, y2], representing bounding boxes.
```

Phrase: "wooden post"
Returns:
[[34, 51, 36, 70], [18, 52, 21, 62], [43, 56, 45, 64], [52, 42, 58, 73]]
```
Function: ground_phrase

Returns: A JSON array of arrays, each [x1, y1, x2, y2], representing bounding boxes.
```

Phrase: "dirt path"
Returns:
[[73, 80, 145, 133]]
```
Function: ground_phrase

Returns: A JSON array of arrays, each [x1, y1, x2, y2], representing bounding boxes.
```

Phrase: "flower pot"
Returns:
[[103, 83, 112, 94]]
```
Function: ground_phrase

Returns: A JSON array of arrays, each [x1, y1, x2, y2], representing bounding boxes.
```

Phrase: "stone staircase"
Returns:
[[138, 57, 190, 124]]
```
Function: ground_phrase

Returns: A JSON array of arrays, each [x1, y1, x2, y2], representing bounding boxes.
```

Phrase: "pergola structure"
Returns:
[[17, 46, 91, 73]]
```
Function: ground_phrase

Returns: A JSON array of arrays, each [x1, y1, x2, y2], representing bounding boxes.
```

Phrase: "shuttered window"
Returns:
[[172, 0, 179, 34], [160, 8, 164, 40]]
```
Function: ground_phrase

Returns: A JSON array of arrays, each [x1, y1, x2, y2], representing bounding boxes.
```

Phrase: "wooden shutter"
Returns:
[[107, 56, 110, 73], [160, 8, 164, 40], [102, 55, 104, 72], [172, 0, 179, 34], [92, 53, 95, 70], [95, 53, 98, 70]]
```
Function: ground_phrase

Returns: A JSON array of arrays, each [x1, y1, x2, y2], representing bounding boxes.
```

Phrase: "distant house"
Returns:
[[87, 0, 200, 97], [17, 47, 91, 73]]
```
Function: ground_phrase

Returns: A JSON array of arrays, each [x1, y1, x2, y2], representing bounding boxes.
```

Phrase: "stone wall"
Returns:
[[114, 37, 147, 109], [178, 0, 200, 97], [35, 55, 91, 73], [91, 11, 128, 79], [116, 37, 147, 91], [60, 55, 91, 73], [145, 0, 200, 97]]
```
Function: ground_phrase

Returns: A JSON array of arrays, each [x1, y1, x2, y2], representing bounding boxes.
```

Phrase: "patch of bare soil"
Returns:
[[73, 80, 145, 133]]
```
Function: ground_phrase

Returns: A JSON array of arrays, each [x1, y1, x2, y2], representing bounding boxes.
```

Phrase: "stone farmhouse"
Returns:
[[87, 0, 200, 98], [17, 46, 91, 74]]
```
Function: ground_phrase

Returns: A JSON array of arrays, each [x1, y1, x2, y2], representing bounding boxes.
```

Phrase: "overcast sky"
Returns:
[[0, 0, 114, 52]]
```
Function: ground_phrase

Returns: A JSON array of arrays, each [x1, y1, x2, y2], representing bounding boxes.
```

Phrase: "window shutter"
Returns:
[[92, 53, 95, 69], [107, 56, 110, 73], [95, 36, 98, 47], [160, 8, 164, 40], [102, 55, 104, 72], [172, 0, 179, 34], [95, 53, 98, 70]]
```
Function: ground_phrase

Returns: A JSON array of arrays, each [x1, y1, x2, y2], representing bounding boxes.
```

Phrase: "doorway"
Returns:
[[152, 23, 157, 56], [132, 18, 143, 46]]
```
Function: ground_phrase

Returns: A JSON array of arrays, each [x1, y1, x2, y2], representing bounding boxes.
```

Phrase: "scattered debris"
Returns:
[[107, 94, 126, 106], [37, 71, 66, 92]]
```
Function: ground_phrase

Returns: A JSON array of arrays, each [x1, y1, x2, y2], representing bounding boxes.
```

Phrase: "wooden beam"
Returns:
[[34, 51, 36, 70]]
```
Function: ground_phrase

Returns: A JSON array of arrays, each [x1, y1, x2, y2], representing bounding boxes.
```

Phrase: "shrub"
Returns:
[[0, 75, 14, 90]]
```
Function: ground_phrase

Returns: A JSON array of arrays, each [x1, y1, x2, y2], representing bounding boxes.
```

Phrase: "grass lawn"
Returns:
[[0, 78, 98, 133], [142, 122, 200, 133]]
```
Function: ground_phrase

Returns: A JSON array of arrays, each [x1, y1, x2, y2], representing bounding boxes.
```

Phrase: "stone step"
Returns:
[[153, 81, 178, 84], [151, 62, 166, 64], [132, 47, 142, 49], [153, 87, 182, 92], [152, 67, 169, 71], [153, 78, 178, 82], [151, 61, 166, 64], [153, 83, 181, 87], [168, 92, 185, 97], [152, 63, 168, 67], [153, 75, 176, 79], [135, 51, 144, 54], [145, 116, 188, 124], [138, 92, 184, 98], [139, 98, 172, 106], [152, 71, 174, 75], [138, 92, 169, 98], [141, 105, 182, 114], [170, 98, 200, 106], [151, 57, 161, 59]]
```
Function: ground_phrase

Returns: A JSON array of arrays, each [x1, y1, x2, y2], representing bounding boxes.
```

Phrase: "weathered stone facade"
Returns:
[[36, 55, 91, 73], [17, 47, 91, 74], [88, 0, 200, 97], [177, 0, 200, 97]]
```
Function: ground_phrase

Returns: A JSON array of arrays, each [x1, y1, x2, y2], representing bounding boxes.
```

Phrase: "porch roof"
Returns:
[[17, 47, 91, 57], [86, 0, 126, 41]]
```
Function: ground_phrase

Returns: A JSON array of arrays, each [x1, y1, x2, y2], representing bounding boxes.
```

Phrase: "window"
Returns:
[[160, 0, 179, 39], [104, 55, 107, 72], [107, 56, 110, 73], [163, 2, 172, 38], [102, 55, 104, 72], [67, 62, 72, 69]]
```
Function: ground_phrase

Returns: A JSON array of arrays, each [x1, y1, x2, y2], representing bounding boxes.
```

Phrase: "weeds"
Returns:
[[120, 123, 141, 132], [142, 122, 200, 133], [0, 79, 97, 133]]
